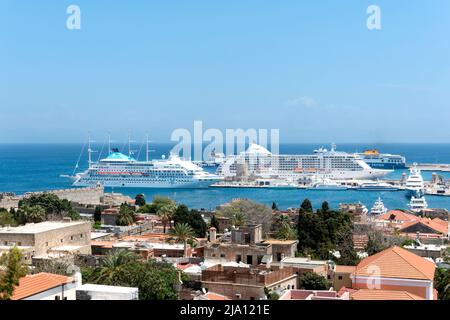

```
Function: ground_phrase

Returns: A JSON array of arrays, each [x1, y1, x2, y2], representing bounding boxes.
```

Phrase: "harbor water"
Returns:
[[2, 143, 450, 211]]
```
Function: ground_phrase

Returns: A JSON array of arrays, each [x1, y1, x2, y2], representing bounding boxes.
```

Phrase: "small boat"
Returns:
[[370, 197, 388, 215], [409, 195, 428, 213], [405, 163, 425, 198], [309, 178, 348, 191]]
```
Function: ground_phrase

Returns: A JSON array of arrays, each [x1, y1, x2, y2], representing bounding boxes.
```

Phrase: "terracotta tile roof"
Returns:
[[203, 292, 231, 300], [91, 240, 117, 248], [11, 273, 73, 300], [399, 218, 448, 235], [351, 289, 424, 300], [355, 246, 435, 281], [378, 210, 419, 223], [335, 265, 357, 274], [338, 287, 357, 297], [432, 218, 448, 227]]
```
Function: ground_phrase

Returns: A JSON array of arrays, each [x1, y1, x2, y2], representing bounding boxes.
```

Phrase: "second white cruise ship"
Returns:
[[216, 143, 392, 181]]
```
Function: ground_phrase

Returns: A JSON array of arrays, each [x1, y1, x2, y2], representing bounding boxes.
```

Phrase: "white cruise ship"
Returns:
[[216, 143, 392, 181], [73, 142, 222, 188], [405, 163, 425, 198]]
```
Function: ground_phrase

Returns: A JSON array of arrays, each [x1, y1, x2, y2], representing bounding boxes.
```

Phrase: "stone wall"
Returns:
[[25, 186, 105, 206]]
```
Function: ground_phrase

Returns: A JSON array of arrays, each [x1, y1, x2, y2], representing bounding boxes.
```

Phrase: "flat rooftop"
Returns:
[[0, 221, 89, 234], [77, 284, 138, 294]]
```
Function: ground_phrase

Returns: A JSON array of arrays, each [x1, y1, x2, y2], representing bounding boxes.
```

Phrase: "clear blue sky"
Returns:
[[1, 0, 449, 143]]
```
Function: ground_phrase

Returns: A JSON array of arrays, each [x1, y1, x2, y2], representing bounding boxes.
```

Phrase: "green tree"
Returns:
[[134, 194, 146, 207], [171, 223, 195, 257], [216, 199, 273, 233], [93, 206, 102, 222], [21, 205, 46, 223], [210, 214, 219, 232], [18, 193, 80, 222], [276, 221, 297, 240], [82, 252, 184, 300], [0, 247, 28, 300], [435, 268, 450, 300], [172, 205, 208, 237], [299, 272, 330, 290], [116, 203, 136, 226], [0, 209, 17, 227], [232, 211, 246, 228], [157, 203, 176, 233], [300, 199, 313, 213]]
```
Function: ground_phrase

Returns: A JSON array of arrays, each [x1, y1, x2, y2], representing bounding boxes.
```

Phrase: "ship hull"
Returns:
[[73, 179, 219, 189]]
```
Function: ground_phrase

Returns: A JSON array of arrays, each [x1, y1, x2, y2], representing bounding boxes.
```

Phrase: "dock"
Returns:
[[408, 163, 450, 172]]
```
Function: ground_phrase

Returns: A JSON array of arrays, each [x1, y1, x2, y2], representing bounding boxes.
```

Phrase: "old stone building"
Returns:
[[0, 220, 92, 260], [201, 264, 297, 300], [204, 224, 297, 266]]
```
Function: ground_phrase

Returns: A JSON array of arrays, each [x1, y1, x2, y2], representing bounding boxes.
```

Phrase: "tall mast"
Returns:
[[146, 132, 149, 162], [128, 132, 132, 158], [88, 132, 92, 167], [108, 132, 111, 155]]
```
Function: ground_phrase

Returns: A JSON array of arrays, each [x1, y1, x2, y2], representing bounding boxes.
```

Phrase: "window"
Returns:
[[236, 255, 242, 263], [338, 276, 343, 280], [220, 254, 225, 258], [246, 255, 253, 265], [276, 253, 282, 261]]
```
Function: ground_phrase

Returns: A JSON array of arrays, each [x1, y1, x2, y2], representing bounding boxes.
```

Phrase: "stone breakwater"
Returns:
[[1, 185, 107, 209]]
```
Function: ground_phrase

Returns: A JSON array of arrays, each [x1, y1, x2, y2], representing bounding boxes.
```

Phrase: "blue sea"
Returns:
[[1, 143, 450, 211]]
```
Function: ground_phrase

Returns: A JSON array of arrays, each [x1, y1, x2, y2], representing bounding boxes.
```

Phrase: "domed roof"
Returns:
[[245, 143, 272, 155]]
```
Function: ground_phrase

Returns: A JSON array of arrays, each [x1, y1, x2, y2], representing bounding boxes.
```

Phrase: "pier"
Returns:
[[408, 163, 450, 172]]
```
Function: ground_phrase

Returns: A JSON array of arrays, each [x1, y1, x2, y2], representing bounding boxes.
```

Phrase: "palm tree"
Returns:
[[23, 205, 46, 223], [96, 250, 136, 284], [276, 221, 297, 240], [116, 204, 135, 226], [171, 223, 195, 257], [157, 203, 176, 233], [232, 211, 246, 227]]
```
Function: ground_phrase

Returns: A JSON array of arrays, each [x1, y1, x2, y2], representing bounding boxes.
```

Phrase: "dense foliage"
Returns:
[[297, 199, 359, 264], [137, 195, 175, 214], [0, 247, 28, 300], [82, 250, 185, 300], [216, 199, 273, 233], [434, 268, 450, 300], [116, 203, 136, 226], [173, 205, 207, 237], [299, 272, 330, 290], [17, 193, 80, 223]]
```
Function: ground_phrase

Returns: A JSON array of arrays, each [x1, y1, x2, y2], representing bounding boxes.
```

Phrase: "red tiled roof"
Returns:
[[351, 289, 424, 300], [378, 210, 419, 223], [355, 246, 436, 281], [399, 218, 448, 235], [11, 273, 73, 300], [335, 266, 356, 274], [204, 292, 231, 300]]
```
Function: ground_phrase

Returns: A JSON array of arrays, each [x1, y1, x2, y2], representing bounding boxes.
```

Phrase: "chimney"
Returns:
[[209, 227, 217, 242]]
